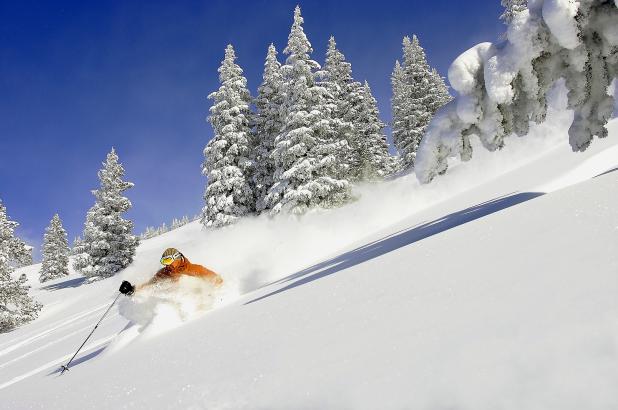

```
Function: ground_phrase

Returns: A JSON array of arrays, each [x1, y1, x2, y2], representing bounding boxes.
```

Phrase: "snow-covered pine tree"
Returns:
[[264, 7, 351, 214], [140, 227, 156, 240], [393, 35, 451, 169], [171, 218, 182, 230], [322, 36, 359, 180], [391, 59, 408, 172], [500, 0, 528, 24], [39, 214, 69, 283], [0, 201, 41, 332], [73, 148, 139, 279], [354, 81, 398, 179], [415, 0, 618, 184], [70, 236, 83, 256], [429, 68, 452, 111], [253, 44, 285, 213], [202, 44, 255, 227]]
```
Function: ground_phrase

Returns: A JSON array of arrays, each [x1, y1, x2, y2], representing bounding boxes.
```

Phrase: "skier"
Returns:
[[119, 248, 222, 295]]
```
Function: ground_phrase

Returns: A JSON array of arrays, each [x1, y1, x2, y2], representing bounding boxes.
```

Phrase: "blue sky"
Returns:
[[0, 0, 504, 259]]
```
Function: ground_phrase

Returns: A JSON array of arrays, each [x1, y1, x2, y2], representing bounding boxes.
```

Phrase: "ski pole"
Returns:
[[59, 292, 122, 375]]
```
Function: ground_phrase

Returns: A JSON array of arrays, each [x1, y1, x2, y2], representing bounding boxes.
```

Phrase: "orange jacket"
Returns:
[[144, 257, 222, 287]]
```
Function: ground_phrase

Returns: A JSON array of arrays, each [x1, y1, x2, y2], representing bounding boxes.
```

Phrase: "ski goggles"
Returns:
[[160, 252, 182, 266]]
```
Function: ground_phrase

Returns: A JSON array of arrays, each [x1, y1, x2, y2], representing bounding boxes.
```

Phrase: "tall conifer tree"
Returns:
[[355, 81, 398, 179], [73, 148, 138, 279], [39, 214, 69, 282], [392, 35, 451, 169], [264, 6, 350, 214], [202, 45, 255, 226], [253, 44, 285, 213], [391, 59, 409, 170], [322, 36, 358, 180]]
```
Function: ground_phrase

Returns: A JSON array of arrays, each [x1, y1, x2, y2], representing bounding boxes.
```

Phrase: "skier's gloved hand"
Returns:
[[119, 280, 135, 296]]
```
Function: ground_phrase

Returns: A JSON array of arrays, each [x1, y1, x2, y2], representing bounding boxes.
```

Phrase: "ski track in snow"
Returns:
[[0, 334, 116, 391], [0, 314, 119, 370], [0, 302, 114, 358]]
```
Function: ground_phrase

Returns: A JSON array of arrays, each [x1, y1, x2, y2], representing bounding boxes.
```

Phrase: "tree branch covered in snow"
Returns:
[[416, 0, 618, 184], [501, 0, 529, 24]]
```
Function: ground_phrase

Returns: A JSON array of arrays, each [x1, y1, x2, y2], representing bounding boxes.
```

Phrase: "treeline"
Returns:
[[139, 215, 198, 240], [200, 6, 450, 227]]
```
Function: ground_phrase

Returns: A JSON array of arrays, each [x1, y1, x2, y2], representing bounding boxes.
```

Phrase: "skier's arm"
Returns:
[[187, 264, 223, 286], [134, 270, 166, 292]]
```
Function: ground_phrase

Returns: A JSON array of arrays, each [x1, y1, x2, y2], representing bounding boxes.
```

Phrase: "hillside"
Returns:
[[1, 112, 617, 409]]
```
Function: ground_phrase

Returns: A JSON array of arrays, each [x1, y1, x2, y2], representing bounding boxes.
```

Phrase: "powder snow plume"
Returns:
[[114, 276, 232, 341]]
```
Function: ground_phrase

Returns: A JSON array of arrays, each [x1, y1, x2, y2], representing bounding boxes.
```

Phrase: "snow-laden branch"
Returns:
[[416, 0, 618, 184]]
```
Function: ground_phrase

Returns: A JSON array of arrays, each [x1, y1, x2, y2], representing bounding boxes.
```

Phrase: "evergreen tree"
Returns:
[[202, 44, 255, 227], [70, 236, 83, 256], [500, 0, 528, 24], [0, 201, 41, 332], [391, 59, 409, 169], [429, 68, 452, 111], [39, 214, 69, 283], [393, 35, 451, 169], [253, 44, 285, 213], [264, 6, 351, 214], [322, 36, 358, 180], [140, 227, 156, 240], [171, 218, 182, 230], [355, 81, 398, 179], [73, 148, 139, 279]]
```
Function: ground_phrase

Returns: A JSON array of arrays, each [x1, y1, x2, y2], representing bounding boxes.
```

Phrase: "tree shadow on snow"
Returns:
[[41, 276, 88, 291], [594, 166, 618, 178], [245, 191, 544, 305]]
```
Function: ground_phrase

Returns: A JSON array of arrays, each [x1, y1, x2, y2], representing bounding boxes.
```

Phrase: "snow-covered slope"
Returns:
[[1, 116, 618, 409]]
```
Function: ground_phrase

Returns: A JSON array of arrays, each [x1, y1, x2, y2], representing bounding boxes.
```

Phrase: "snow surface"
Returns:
[[1, 116, 618, 408]]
